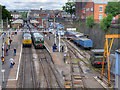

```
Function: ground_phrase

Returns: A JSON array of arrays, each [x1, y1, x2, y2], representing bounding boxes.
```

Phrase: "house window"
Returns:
[[86, 8, 89, 12], [91, 7, 93, 11], [99, 14, 103, 20], [113, 17, 115, 20], [83, 10, 85, 13], [99, 6, 103, 12]]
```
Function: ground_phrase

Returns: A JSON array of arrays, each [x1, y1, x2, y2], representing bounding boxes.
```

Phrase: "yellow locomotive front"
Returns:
[[23, 33, 32, 47]]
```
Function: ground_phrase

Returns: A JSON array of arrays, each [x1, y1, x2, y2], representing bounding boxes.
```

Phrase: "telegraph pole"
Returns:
[[54, 17, 56, 44], [1, 19, 3, 31], [58, 32, 61, 52]]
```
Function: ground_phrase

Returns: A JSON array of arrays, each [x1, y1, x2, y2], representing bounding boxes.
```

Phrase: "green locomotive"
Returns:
[[32, 32, 44, 49]]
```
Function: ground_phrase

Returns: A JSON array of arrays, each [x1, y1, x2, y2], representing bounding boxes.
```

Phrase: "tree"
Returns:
[[100, 14, 113, 32], [22, 12, 27, 18], [1, 5, 12, 20], [105, 1, 120, 17], [62, 0, 75, 16], [86, 15, 94, 28]]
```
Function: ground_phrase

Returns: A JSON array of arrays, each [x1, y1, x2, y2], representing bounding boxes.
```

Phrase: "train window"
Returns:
[[24, 36, 31, 39], [35, 37, 41, 41], [41, 38, 44, 41]]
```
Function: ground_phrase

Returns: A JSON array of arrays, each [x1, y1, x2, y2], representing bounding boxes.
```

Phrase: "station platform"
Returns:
[[1, 32, 23, 88]]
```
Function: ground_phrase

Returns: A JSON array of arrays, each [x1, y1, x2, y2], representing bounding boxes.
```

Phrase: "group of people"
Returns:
[[53, 44, 65, 52], [1, 47, 16, 68], [1, 36, 16, 68], [53, 44, 57, 52]]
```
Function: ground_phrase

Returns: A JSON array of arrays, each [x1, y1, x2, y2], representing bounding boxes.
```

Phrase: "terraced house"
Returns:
[[76, 0, 119, 23]]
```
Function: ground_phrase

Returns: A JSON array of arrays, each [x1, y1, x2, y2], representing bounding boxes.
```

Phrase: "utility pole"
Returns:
[[1, 19, 3, 31], [1, 69, 5, 83], [58, 32, 61, 52], [54, 17, 56, 44], [7, 17, 8, 30]]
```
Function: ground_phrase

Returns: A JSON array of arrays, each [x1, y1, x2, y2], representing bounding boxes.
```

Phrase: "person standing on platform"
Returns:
[[2, 57, 5, 65], [62, 45, 64, 52], [14, 48, 16, 56], [1, 55, 3, 61], [6, 46, 8, 56], [10, 58, 15, 68]]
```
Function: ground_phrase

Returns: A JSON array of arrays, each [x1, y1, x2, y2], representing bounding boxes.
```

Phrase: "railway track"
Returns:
[[36, 49, 63, 88], [21, 48, 36, 88], [64, 39, 115, 86], [63, 41, 84, 88]]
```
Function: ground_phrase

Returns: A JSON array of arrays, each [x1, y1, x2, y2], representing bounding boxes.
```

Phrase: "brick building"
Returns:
[[76, 1, 119, 23]]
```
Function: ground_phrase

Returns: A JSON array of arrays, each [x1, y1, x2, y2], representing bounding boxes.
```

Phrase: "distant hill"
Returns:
[[8, 9, 29, 12]]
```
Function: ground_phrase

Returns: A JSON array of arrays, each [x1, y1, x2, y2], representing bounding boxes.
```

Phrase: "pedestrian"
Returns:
[[6, 46, 8, 56], [2, 57, 5, 65], [55, 44, 57, 52], [8, 44, 10, 49], [10, 38, 12, 44], [64, 53, 66, 63], [1, 55, 3, 61], [2, 37, 4, 42], [2, 45, 3, 52], [14, 48, 16, 56], [10, 58, 15, 68], [62, 45, 64, 52], [49, 36, 50, 40]]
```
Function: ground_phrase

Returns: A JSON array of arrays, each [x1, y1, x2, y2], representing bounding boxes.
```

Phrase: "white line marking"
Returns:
[[8, 79, 16, 81], [8, 44, 23, 81], [44, 44, 51, 53], [16, 44, 23, 80], [93, 76, 107, 88]]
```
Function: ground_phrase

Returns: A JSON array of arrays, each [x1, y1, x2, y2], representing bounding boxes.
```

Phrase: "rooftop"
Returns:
[[116, 49, 120, 53]]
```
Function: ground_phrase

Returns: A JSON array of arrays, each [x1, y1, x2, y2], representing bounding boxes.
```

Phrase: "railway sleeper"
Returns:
[[72, 62, 78, 65], [65, 85, 71, 88], [64, 81, 71, 85], [73, 75, 82, 79], [73, 84, 84, 88]]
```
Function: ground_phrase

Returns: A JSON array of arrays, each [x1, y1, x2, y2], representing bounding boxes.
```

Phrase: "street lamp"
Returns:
[[54, 17, 56, 44], [1, 69, 5, 83]]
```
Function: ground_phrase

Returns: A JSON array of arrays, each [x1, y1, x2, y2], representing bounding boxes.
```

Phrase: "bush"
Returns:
[[86, 15, 94, 28], [100, 14, 113, 32]]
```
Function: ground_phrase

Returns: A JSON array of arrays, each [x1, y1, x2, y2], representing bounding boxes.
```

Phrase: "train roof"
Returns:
[[23, 33, 31, 37], [75, 33, 84, 37], [79, 38, 91, 41], [91, 49, 104, 53], [33, 33, 43, 38]]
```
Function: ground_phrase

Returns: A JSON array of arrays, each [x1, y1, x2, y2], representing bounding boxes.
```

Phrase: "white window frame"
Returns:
[[99, 6, 103, 12], [99, 14, 103, 20], [91, 7, 93, 11]]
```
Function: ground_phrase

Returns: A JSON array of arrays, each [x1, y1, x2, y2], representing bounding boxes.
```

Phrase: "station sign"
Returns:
[[67, 28, 76, 31]]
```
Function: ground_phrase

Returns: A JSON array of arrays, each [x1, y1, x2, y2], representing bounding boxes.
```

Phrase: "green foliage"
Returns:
[[1, 5, 12, 20], [100, 14, 113, 32], [105, 1, 120, 17], [86, 15, 94, 28], [62, 0, 75, 16], [80, 22, 86, 25], [21, 12, 27, 18]]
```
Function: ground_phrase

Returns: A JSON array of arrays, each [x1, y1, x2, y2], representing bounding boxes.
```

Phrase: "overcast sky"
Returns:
[[0, 0, 68, 10]]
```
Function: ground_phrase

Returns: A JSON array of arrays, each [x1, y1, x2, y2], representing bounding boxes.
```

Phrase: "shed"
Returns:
[[11, 19, 23, 24], [11, 19, 23, 28], [30, 20, 39, 24]]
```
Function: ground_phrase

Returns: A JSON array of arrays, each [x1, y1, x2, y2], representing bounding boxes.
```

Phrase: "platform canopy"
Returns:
[[30, 20, 39, 24], [11, 19, 23, 24]]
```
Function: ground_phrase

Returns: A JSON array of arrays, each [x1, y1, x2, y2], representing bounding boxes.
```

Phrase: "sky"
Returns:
[[0, 0, 68, 10]]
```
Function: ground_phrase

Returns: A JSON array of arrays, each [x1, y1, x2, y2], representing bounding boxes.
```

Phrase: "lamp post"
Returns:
[[54, 17, 56, 44], [58, 31, 61, 52], [1, 69, 5, 83]]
